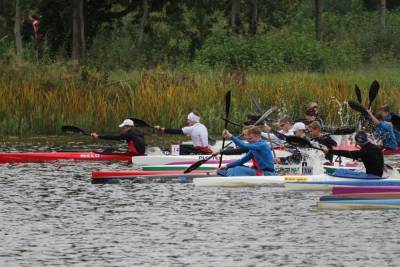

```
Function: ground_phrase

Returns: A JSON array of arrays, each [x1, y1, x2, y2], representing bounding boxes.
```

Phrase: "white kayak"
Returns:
[[133, 149, 292, 166], [192, 174, 347, 187]]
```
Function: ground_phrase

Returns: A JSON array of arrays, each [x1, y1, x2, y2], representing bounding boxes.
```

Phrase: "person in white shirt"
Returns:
[[154, 111, 212, 155]]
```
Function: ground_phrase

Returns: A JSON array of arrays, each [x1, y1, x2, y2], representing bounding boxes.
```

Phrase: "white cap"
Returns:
[[119, 119, 134, 128], [292, 122, 306, 132], [187, 112, 200, 123]]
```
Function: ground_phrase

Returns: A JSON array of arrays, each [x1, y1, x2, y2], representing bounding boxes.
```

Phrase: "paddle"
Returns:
[[355, 85, 362, 104], [184, 107, 276, 174], [285, 136, 323, 151], [61, 125, 90, 136], [250, 93, 264, 114], [348, 100, 369, 116], [368, 80, 380, 109], [218, 91, 232, 168]]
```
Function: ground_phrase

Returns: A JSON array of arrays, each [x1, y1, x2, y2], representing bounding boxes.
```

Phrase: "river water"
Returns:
[[1, 137, 400, 266]]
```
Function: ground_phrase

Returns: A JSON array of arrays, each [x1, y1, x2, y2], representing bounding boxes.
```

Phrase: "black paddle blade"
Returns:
[[323, 126, 356, 135], [355, 84, 362, 104], [391, 114, 400, 132], [130, 118, 151, 127], [285, 136, 312, 148], [183, 158, 209, 173], [368, 80, 380, 108], [61, 125, 88, 135], [348, 100, 368, 114], [224, 91, 232, 123]]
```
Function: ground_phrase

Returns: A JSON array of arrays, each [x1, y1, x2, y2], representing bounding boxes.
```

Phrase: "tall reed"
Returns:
[[1, 65, 399, 136]]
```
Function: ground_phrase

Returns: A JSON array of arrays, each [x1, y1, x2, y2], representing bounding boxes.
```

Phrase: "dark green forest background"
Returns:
[[1, 0, 399, 72]]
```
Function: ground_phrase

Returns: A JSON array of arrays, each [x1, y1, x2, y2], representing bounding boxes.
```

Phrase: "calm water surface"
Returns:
[[0, 137, 400, 267]]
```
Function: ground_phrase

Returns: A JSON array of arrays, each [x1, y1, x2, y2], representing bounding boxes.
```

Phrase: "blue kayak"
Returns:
[[329, 169, 382, 180]]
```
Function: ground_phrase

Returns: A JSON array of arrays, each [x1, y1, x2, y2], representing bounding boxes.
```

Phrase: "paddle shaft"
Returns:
[[219, 91, 232, 168]]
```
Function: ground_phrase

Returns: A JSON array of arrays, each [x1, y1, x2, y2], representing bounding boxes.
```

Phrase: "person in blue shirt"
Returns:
[[217, 126, 277, 177], [367, 109, 398, 151], [379, 105, 400, 145]]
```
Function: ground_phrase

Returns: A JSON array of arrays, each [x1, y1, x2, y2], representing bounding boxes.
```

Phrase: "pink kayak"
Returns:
[[332, 186, 400, 195]]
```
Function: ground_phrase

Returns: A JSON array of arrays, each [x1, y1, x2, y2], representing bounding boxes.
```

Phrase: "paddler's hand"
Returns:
[[321, 145, 329, 154], [264, 125, 271, 132], [91, 133, 99, 139], [222, 129, 231, 139], [274, 157, 281, 164]]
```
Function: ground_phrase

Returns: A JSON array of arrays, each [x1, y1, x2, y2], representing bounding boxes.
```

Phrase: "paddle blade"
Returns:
[[224, 91, 232, 123], [348, 100, 368, 114], [61, 125, 88, 135], [391, 114, 400, 132], [130, 118, 151, 127], [183, 158, 209, 173], [355, 84, 362, 104], [368, 80, 380, 108], [250, 93, 264, 114], [286, 136, 312, 148], [323, 126, 356, 135]]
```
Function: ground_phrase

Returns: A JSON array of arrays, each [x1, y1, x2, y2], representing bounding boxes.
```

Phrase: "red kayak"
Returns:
[[0, 151, 132, 164], [92, 170, 215, 180]]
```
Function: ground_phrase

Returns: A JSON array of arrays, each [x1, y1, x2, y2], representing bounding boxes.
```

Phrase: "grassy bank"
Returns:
[[1, 64, 400, 136]]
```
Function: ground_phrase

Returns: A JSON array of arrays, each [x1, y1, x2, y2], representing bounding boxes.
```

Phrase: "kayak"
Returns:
[[323, 165, 361, 175], [286, 179, 400, 191], [142, 163, 301, 174], [192, 174, 371, 187], [92, 169, 216, 181], [332, 186, 400, 195], [0, 151, 132, 164], [132, 150, 292, 166], [333, 145, 400, 156], [317, 198, 400, 210], [321, 193, 400, 199], [384, 147, 400, 155]]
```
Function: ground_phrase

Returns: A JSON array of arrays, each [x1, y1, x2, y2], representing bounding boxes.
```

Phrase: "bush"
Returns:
[[194, 30, 362, 72]]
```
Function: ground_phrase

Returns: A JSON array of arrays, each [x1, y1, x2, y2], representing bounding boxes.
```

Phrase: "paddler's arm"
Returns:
[[321, 146, 362, 160], [229, 135, 265, 151], [225, 152, 252, 169], [91, 132, 126, 141], [153, 125, 184, 135]]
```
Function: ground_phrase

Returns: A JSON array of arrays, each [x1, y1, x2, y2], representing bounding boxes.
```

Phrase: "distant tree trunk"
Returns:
[[231, 0, 241, 35], [72, 0, 85, 61], [380, 0, 386, 33], [315, 0, 323, 41], [137, 0, 149, 46], [14, 0, 23, 58], [249, 0, 258, 35]]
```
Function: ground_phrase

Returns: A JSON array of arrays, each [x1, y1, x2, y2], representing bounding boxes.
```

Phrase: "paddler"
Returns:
[[307, 121, 337, 163], [91, 119, 145, 155], [217, 126, 276, 176], [366, 109, 398, 151], [292, 122, 307, 139], [321, 131, 384, 177], [379, 105, 400, 145], [154, 111, 213, 155], [296, 102, 324, 126]]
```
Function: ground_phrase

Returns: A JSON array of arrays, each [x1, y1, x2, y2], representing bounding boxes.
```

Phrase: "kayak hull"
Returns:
[[317, 199, 400, 210], [0, 152, 132, 163], [192, 174, 368, 187], [332, 186, 400, 195], [286, 179, 400, 191]]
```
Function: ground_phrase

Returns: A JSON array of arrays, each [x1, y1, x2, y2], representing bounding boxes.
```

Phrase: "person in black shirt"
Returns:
[[91, 119, 145, 155], [308, 121, 337, 163], [321, 131, 384, 177]]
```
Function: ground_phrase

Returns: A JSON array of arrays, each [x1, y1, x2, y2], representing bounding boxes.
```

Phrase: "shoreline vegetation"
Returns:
[[2, 2, 400, 136], [1, 64, 399, 136]]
